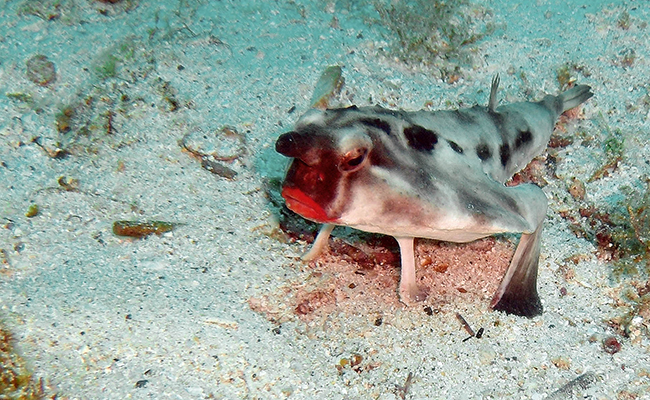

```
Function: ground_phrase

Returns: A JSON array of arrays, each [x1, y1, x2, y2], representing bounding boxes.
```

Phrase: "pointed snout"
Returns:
[[275, 129, 334, 166], [275, 131, 303, 158]]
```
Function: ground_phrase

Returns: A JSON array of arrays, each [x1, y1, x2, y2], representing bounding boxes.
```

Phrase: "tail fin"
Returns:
[[559, 85, 593, 113]]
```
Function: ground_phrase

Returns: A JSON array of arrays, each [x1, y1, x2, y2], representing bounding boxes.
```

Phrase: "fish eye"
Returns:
[[339, 147, 368, 172]]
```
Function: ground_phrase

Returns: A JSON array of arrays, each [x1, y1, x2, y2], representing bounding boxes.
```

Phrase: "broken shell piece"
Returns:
[[181, 126, 246, 162], [180, 126, 245, 179], [200, 156, 237, 180], [31, 136, 69, 159], [211, 126, 246, 162], [310, 65, 345, 109], [57, 176, 79, 191]]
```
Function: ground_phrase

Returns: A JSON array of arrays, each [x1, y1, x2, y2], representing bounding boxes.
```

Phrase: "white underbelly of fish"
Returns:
[[338, 188, 498, 242], [345, 222, 492, 243]]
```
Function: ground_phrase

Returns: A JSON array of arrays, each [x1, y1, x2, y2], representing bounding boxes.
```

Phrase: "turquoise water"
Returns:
[[1, 0, 649, 398]]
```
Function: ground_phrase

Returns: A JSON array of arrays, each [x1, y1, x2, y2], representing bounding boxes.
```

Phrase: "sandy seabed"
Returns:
[[1, 0, 650, 398]]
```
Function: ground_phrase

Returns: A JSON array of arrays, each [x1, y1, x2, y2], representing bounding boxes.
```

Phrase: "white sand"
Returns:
[[1, 0, 649, 398]]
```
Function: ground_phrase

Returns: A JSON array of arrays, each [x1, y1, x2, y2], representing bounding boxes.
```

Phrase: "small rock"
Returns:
[[568, 178, 586, 200], [602, 336, 621, 354], [134, 379, 148, 388]]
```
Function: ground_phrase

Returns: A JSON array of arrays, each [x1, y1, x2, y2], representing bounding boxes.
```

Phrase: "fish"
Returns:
[[275, 74, 593, 317]]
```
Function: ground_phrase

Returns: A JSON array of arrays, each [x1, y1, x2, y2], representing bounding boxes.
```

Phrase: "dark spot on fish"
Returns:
[[359, 118, 392, 136], [404, 125, 438, 152], [487, 110, 508, 141], [499, 143, 510, 167], [476, 143, 491, 161], [515, 129, 533, 149], [448, 140, 463, 154]]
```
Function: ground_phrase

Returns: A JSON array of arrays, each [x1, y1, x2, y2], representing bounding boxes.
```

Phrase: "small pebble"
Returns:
[[25, 204, 39, 218], [350, 354, 363, 367], [602, 336, 622, 354], [568, 178, 586, 200], [134, 379, 148, 388]]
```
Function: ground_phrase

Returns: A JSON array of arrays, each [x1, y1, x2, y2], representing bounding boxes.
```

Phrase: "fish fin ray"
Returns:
[[395, 236, 429, 303], [488, 74, 500, 112], [302, 224, 334, 261], [491, 224, 543, 317]]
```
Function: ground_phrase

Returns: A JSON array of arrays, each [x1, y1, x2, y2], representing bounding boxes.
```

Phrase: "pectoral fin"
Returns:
[[491, 224, 543, 317], [302, 223, 334, 261], [395, 236, 429, 303]]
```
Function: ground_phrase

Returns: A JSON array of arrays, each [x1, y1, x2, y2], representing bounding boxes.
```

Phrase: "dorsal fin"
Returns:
[[488, 74, 500, 112]]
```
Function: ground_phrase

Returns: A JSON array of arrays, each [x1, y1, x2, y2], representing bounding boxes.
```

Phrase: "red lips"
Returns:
[[281, 187, 332, 223]]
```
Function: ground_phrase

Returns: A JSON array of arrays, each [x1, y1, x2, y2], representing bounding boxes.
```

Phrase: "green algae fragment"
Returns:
[[589, 114, 625, 183], [626, 180, 650, 258], [602, 180, 650, 279], [5, 92, 34, 104], [25, 204, 39, 218], [94, 38, 137, 80], [95, 53, 119, 79], [603, 128, 625, 159]]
